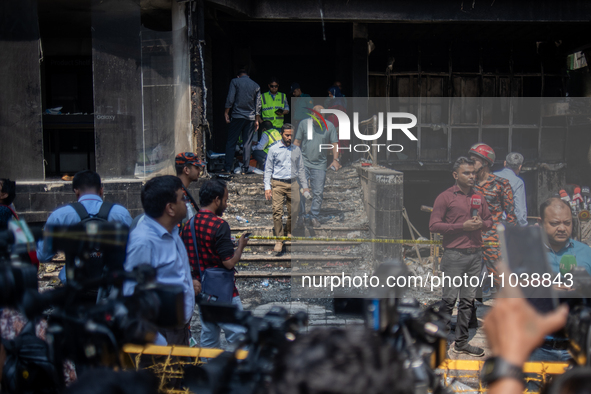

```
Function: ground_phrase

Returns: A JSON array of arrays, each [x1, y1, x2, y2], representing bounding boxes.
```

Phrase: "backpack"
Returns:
[[69, 202, 114, 225], [68, 202, 115, 301]]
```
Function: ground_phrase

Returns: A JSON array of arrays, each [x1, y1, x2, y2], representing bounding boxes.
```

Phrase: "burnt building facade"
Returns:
[[2, 0, 591, 232]]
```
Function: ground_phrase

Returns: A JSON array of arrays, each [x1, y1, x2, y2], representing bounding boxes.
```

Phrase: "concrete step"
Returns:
[[229, 184, 360, 196], [231, 225, 368, 238], [227, 203, 356, 215], [244, 241, 362, 253], [227, 192, 361, 209], [236, 270, 356, 278], [226, 170, 359, 185], [237, 254, 362, 270]]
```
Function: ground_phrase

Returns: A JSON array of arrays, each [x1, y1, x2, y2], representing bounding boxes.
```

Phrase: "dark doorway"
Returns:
[[39, 0, 95, 177]]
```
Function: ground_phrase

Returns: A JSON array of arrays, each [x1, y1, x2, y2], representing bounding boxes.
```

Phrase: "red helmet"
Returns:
[[469, 143, 495, 166]]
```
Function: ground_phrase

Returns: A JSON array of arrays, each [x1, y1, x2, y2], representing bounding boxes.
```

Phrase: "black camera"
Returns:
[[1, 219, 186, 391], [0, 224, 42, 308], [196, 292, 219, 303], [43, 221, 129, 284], [185, 302, 308, 394]]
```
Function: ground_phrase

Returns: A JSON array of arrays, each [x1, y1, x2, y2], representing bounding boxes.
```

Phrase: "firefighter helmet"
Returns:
[[469, 143, 496, 166]]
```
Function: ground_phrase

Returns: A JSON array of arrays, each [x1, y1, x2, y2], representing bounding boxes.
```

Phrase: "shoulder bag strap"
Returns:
[[181, 184, 199, 211], [69, 202, 90, 221], [97, 202, 115, 220], [190, 215, 203, 286]]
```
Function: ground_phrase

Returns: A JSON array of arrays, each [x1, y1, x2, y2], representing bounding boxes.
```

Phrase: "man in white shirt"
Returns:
[[264, 123, 309, 252]]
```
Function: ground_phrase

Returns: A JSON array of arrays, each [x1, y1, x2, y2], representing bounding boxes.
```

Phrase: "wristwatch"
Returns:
[[480, 357, 524, 386]]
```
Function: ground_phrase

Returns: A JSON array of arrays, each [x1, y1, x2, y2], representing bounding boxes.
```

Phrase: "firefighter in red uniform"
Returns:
[[469, 143, 517, 312]]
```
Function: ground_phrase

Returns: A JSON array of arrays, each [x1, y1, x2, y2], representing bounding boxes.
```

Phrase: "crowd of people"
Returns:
[[1, 101, 591, 392], [428, 142, 591, 390], [223, 70, 344, 240]]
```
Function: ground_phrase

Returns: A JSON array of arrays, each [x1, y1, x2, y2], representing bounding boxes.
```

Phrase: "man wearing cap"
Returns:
[[494, 152, 528, 227], [224, 69, 262, 174], [291, 82, 313, 131], [252, 121, 282, 169], [175, 152, 206, 225], [130, 153, 205, 232]]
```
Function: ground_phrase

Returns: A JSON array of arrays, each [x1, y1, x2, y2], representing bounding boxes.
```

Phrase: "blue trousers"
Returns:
[[300, 167, 326, 220], [252, 150, 267, 168], [199, 296, 246, 349]]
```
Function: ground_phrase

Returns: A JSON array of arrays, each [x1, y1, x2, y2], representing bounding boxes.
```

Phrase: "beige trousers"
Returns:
[[271, 179, 300, 237]]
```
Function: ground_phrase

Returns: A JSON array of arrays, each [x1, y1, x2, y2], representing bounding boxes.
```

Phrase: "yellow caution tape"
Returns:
[[249, 235, 499, 247]]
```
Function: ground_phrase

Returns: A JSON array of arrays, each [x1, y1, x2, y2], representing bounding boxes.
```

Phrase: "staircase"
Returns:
[[222, 165, 371, 327]]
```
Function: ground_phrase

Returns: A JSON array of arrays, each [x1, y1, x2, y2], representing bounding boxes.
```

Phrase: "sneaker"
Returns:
[[274, 242, 284, 252], [452, 343, 485, 357]]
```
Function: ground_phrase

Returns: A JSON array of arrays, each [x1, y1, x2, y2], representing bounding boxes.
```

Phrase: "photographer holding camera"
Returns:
[[181, 179, 248, 350], [123, 176, 195, 346]]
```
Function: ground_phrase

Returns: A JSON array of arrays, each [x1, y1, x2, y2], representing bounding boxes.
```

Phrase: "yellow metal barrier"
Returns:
[[122, 345, 248, 394], [123, 344, 570, 394], [438, 359, 570, 393]]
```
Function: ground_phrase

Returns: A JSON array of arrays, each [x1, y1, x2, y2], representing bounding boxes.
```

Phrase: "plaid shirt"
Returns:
[[181, 209, 239, 297]]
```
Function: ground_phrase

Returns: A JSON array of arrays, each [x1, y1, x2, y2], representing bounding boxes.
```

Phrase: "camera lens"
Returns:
[[0, 263, 38, 307]]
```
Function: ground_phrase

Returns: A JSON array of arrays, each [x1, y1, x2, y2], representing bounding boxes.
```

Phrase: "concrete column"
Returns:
[[0, 0, 44, 180], [359, 166, 404, 267], [172, 2, 192, 155]]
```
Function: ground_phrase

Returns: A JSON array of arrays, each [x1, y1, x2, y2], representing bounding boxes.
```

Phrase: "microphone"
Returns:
[[470, 195, 482, 217], [559, 254, 577, 276], [559, 189, 571, 203], [582, 186, 590, 210], [573, 186, 584, 208]]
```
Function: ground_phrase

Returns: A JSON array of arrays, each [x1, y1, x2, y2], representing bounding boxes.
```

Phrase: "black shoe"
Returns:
[[311, 218, 321, 227], [219, 170, 231, 175], [452, 343, 485, 357], [295, 218, 304, 229]]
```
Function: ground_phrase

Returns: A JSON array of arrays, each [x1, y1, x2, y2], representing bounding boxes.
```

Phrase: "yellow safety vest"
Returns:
[[263, 128, 282, 154], [261, 91, 286, 129]]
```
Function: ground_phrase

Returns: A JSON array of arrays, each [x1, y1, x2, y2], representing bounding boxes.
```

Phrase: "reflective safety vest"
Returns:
[[262, 128, 282, 154], [261, 91, 286, 129]]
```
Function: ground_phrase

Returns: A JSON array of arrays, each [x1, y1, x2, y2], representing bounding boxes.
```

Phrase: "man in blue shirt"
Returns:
[[37, 170, 133, 282], [541, 197, 591, 275], [264, 123, 309, 252], [494, 152, 528, 227], [123, 176, 195, 346], [528, 197, 591, 363], [224, 69, 262, 174]]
